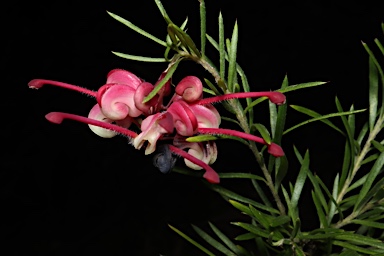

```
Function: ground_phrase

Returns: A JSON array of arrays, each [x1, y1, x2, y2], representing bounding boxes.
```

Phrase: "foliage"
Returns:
[[35, 1, 384, 255]]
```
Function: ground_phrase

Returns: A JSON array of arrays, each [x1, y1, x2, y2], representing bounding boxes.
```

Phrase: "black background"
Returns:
[[3, 0, 383, 255]]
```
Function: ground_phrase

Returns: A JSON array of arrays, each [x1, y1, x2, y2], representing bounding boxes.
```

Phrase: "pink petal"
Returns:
[[106, 69, 142, 89], [175, 76, 203, 103]]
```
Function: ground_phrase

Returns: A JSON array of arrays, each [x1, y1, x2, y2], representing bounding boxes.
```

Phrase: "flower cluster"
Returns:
[[29, 69, 286, 183]]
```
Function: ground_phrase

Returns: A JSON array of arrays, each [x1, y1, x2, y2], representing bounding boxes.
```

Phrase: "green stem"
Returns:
[[336, 116, 384, 204], [333, 197, 384, 229], [193, 55, 286, 216]]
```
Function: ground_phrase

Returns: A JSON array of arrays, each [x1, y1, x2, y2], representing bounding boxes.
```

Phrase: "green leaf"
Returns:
[[368, 56, 379, 131], [338, 249, 361, 256], [312, 190, 328, 228], [199, 0, 206, 56], [273, 75, 289, 144], [208, 222, 243, 255], [372, 140, 384, 152], [192, 225, 236, 256], [291, 150, 309, 209], [235, 233, 257, 241], [336, 97, 357, 162], [254, 123, 272, 144], [335, 233, 384, 249], [269, 101, 277, 139], [291, 218, 301, 239], [228, 200, 253, 216], [294, 246, 306, 256], [168, 224, 215, 256], [357, 122, 369, 145], [251, 179, 273, 209], [143, 57, 181, 103], [279, 81, 328, 93], [315, 175, 343, 219], [274, 155, 288, 191], [346, 173, 369, 193], [255, 237, 271, 256], [221, 116, 241, 127], [249, 205, 270, 229], [219, 173, 266, 182], [293, 145, 329, 213], [227, 21, 238, 92], [354, 151, 384, 211], [332, 240, 378, 255], [281, 186, 297, 222], [245, 81, 328, 113], [355, 176, 384, 213], [283, 108, 366, 135], [209, 185, 280, 214], [154, 0, 172, 24], [204, 78, 221, 96], [328, 174, 339, 225], [186, 134, 248, 146], [348, 105, 356, 138], [290, 105, 345, 135], [339, 141, 352, 191], [352, 219, 384, 229], [219, 12, 225, 80], [375, 38, 384, 56], [363, 41, 384, 117], [111, 51, 166, 62], [107, 11, 167, 47], [361, 153, 380, 165], [232, 222, 269, 239], [270, 215, 291, 227], [236, 65, 253, 126], [358, 207, 384, 220], [202, 88, 216, 95]]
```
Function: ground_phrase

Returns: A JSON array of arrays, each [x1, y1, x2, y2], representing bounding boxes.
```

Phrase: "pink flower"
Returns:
[[29, 69, 286, 184], [133, 112, 174, 155]]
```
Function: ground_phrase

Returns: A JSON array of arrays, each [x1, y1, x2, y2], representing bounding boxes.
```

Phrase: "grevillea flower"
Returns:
[[29, 68, 286, 184]]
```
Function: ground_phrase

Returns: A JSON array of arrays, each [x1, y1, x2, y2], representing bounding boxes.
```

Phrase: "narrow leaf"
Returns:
[[354, 151, 384, 211], [332, 240, 378, 255], [335, 233, 384, 249], [254, 123, 272, 144], [249, 205, 270, 229], [199, 0, 206, 56], [208, 185, 279, 214], [168, 224, 215, 256], [227, 21, 238, 92], [328, 174, 339, 225], [368, 56, 379, 131], [143, 58, 181, 103], [204, 78, 221, 96], [352, 219, 384, 229], [219, 12, 225, 80], [312, 190, 328, 228], [219, 173, 266, 181], [270, 215, 291, 227], [339, 141, 351, 191], [111, 51, 166, 62], [208, 222, 243, 255], [235, 233, 257, 241], [251, 179, 273, 209], [284, 108, 366, 135], [107, 11, 167, 47], [291, 150, 309, 209], [232, 222, 269, 239], [192, 225, 236, 256], [372, 140, 384, 152], [244, 81, 327, 114], [154, 0, 172, 24], [229, 200, 253, 216]]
